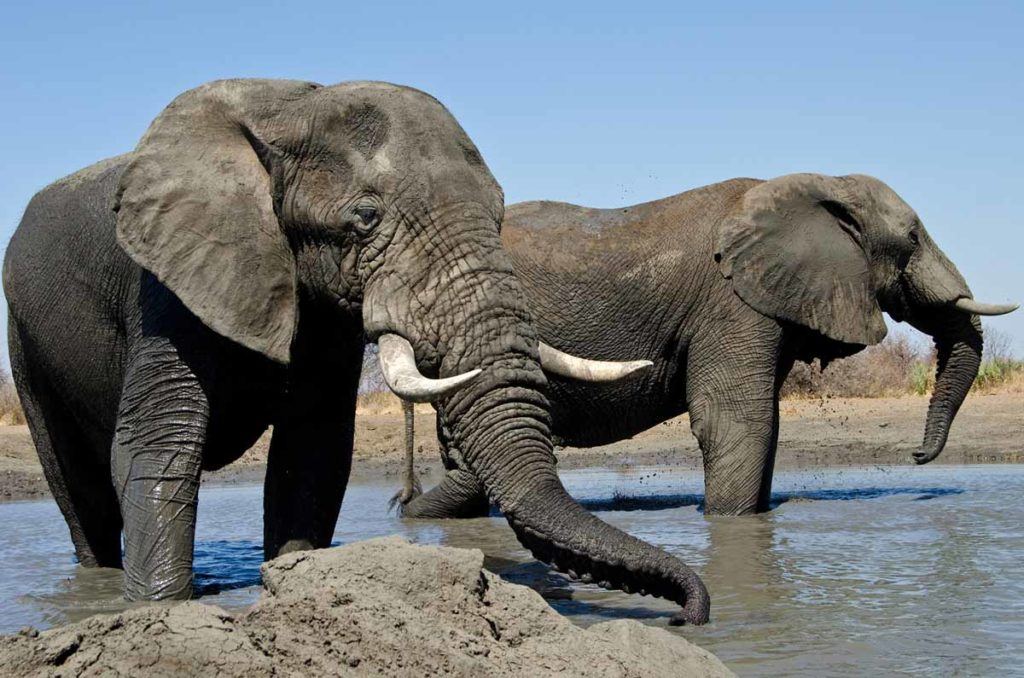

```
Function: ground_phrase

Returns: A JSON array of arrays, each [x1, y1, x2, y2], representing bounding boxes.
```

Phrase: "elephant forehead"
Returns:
[[281, 84, 463, 153], [334, 103, 390, 158], [321, 83, 460, 130], [842, 175, 917, 223]]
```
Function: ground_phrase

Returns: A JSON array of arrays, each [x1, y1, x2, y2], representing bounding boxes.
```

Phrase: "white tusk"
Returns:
[[377, 334, 481, 403], [953, 298, 1019, 316], [538, 342, 653, 383]]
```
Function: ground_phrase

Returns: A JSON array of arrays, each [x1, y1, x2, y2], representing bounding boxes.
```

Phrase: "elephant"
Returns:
[[3, 79, 711, 624], [399, 173, 1017, 518]]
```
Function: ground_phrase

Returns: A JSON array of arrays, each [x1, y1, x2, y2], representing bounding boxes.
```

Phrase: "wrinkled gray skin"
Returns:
[[404, 174, 1006, 518], [3, 80, 710, 624]]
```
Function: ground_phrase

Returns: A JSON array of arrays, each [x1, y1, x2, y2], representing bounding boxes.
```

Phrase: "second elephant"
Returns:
[[402, 173, 1016, 517]]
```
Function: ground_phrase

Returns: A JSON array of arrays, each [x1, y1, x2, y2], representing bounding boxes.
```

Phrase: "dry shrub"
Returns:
[[357, 345, 399, 413], [782, 332, 930, 399], [360, 343, 387, 394], [356, 345, 434, 415], [0, 368, 26, 425], [782, 325, 1023, 399], [355, 390, 403, 415]]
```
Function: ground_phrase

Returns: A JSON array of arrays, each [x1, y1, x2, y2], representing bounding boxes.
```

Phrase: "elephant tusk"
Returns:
[[953, 298, 1019, 316], [538, 342, 653, 382], [377, 334, 481, 403]]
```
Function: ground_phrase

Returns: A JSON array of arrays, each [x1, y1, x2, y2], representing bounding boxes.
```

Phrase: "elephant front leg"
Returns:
[[686, 323, 783, 516], [112, 340, 208, 601], [263, 327, 361, 559], [689, 393, 779, 515], [263, 412, 355, 558]]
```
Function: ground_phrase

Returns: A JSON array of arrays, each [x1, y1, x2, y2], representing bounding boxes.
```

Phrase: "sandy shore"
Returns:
[[1, 392, 1020, 502]]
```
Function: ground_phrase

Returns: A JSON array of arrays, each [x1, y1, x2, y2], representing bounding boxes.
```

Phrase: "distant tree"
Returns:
[[359, 343, 387, 394]]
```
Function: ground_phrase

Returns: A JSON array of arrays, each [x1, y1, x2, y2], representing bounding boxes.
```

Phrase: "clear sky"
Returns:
[[1, 1, 1021, 364]]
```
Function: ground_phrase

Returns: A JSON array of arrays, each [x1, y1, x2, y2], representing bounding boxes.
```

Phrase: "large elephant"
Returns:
[[3, 79, 710, 624], [401, 173, 1016, 518]]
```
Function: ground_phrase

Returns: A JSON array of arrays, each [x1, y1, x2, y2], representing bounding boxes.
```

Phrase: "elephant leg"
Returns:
[[686, 321, 783, 516], [111, 337, 208, 601], [390, 399, 422, 508], [401, 414, 490, 519], [263, 322, 361, 559], [9, 318, 122, 567]]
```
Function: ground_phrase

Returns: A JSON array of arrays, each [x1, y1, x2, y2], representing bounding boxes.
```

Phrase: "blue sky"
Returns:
[[1, 1, 1021, 363]]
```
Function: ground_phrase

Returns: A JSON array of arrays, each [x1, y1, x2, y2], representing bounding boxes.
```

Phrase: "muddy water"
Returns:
[[1, 465, 1022, 676]]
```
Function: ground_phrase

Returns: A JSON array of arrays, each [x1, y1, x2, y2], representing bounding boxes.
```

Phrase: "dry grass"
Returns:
[[781, 325, 1023, 400], [355, 391, 435, 415], [355, 390, 410, 415], [0, 377, 25, 426]]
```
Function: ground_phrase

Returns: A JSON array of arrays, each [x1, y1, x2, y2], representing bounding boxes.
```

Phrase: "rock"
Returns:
[[0, 536, 733, 677], [0, 603, 272, 676]]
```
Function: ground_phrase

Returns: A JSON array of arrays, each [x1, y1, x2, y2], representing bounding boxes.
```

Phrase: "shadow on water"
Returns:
[[576, 486, 964, 513], [193, 539, 346, 596], [496, 560, 670, 621], [769, 486, 964, 508], [192, 540, 264, 596]]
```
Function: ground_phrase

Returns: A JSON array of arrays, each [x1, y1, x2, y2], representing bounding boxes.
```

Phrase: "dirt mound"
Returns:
[[0, 536, 733, 677]]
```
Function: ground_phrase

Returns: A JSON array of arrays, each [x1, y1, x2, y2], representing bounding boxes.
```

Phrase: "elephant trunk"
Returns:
[[367, 217, 708, 624], [901, 238, 984, 464], [401, 469, 490, 518], [444, 371, 710, 625], [913, 313, 982, 464]]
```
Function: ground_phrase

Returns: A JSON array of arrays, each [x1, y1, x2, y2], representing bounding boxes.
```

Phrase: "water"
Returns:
[[1, 464, 1022, 676]]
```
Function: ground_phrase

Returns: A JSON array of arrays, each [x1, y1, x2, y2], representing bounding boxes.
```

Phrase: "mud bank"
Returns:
[[1, 392, 1020, 502], [0, 536, 732, 677]]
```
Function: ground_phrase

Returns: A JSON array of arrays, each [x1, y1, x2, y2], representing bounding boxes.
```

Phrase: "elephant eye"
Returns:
[[908, 228, 920, 246], [353, 205, 380, 229]]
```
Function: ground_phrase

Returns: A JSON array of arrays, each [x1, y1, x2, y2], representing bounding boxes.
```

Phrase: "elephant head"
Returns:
[[717, 173, 1016, 465], [113, 79, 708, 624]]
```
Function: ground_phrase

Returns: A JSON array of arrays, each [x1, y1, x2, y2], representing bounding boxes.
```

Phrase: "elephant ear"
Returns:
[[114, 79, 319, 364], [717, 173, 887, 346]]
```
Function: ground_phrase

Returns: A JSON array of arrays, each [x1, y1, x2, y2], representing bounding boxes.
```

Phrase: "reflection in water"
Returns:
[[0, 465, 1021, 677]]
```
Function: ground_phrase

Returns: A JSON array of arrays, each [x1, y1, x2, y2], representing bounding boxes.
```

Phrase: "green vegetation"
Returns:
[[973, 356, 1024, 393], [909, 362, 934, 396]]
